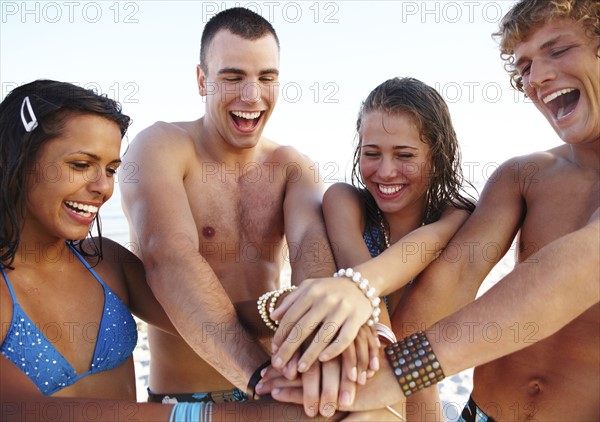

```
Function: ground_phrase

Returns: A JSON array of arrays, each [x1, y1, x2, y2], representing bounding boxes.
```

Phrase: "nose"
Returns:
[[87, 166, 114, 198], [526, 58, 556, 90], [376, 156, 397, 180], [241, 82, 261, 104]]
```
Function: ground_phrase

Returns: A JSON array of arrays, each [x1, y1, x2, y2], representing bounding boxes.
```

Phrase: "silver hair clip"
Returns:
[[21, 96, 38, 132]]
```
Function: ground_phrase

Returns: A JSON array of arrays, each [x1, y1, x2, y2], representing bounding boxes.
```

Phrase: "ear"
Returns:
[[196, 64, 208, 97]]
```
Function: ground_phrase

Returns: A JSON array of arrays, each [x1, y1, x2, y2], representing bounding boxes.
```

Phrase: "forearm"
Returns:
[[290, 227, 336, 284], [353, 209, 471, 297], [144, 236, 269, 389], [1, 397, 170, 422], [431, 219, 600, 375]]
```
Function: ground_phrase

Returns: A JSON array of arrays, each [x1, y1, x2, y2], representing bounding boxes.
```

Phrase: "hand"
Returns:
[[339, 350, 405, 412], [271, 277, 372, 373], [342, 325, 380, 387]]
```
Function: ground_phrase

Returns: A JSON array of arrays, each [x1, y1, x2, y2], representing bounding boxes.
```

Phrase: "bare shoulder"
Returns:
[[502, 146, 568, 180], [324, 183, 361, 205], [123, 120, 198, 163]]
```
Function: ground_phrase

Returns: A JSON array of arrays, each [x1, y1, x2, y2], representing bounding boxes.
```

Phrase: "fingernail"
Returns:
[[260, 367, 268, 377], [255, 382, 263, 393], [272, 388, 280, 396], [377, 337, 381, 348], [350, 366, 357, 382], [367, 370, 375, 378], [298, 362, 307, 373], [359, 371, 367, 385], [319, 353, 328, 361], [307, 407, 317, 418], [273, 356, 282, 368], [340, 391, 351, 406], [271, 343, 279, 353], [371, 356, 379, 371]]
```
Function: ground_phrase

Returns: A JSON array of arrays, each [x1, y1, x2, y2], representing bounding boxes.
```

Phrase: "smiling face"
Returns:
[[358, 111, 432, 219], [514, 18, 600, 145], [24, 114, 122, 243], [197, 30, 280, 150]]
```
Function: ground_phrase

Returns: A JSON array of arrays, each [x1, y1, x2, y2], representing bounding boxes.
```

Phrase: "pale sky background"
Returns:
[[1, 0, 562, 179], [1, 1, 552, 410]]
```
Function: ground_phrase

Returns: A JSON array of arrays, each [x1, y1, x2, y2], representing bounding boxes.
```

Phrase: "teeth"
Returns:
[[231, 111, 261, 120], [543, 88, 574, 104], [378, 185, 403, 195], [65, 200, 99, 215]]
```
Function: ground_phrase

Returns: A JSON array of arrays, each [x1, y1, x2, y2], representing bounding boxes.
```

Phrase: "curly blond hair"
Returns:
[[494, 0, 599, 91]]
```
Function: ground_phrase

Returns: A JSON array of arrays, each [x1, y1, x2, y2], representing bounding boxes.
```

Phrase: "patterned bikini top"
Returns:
[[0, 244, 138, 395]]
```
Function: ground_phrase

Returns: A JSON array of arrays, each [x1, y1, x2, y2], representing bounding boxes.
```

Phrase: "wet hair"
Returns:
[[0, 79, 131, 268], [199, 7, 280, 74], [493, 0, 599, 92], [351, 77, 476, 252]]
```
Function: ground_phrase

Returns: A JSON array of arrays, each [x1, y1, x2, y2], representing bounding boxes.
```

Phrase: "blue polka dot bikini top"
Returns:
[[0, 243, 138, 396]]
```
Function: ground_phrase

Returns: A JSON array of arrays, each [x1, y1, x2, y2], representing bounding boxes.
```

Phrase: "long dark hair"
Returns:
[[0, 80, 131, 267], [351, 77, 476, 251]]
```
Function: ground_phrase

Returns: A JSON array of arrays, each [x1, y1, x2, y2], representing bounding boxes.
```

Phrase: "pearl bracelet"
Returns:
[[333, 268, 381, 326], [257, 286, 297, 332]]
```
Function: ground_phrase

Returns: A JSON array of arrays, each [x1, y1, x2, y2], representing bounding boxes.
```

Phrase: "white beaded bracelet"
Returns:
[[333, 268, 381, 326], [257, 286, 297, 332]]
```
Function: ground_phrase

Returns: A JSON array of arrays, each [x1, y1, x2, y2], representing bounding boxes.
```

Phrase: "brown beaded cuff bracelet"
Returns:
[[385, 331, 445, 396]]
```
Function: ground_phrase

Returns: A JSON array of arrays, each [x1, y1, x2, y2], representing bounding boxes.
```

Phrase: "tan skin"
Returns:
[[0, 112, 343, 422], [120, 29, 335, 396], [0, 114, 173, 420], [255, 17, 600, 421], [392, 18, 600, 420]]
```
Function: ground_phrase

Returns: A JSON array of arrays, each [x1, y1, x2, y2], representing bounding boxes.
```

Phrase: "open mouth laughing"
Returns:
[[65, 200, 98, 218], [378, 184, 404, 196], [543, 88, 580, 120], [230, 110, 263, 132]]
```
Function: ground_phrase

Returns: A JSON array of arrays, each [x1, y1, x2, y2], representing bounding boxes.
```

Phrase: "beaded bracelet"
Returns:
[[385, 331, 445, 396], [333, 268, 381, 326], [257, 286, 297, 332]]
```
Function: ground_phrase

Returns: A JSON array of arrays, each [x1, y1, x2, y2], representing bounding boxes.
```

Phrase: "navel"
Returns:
[[202, 226, 216, 238]]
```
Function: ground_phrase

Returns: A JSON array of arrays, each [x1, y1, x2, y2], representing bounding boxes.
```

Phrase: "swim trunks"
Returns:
[[147, 387, 248, 404], [459, 396, 494, 422]]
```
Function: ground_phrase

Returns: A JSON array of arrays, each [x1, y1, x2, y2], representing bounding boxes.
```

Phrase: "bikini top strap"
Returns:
[[67, 243, 108, 289], [0, 267, 19, 305]]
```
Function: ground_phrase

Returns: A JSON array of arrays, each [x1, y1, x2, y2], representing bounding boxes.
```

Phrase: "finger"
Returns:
[[318, 315, 363, 363], [271, 294, 314, 351], [302, 361, 321, 418], [339, 364, 357, 408], [355, 329, 369, 385], [319, 358, 341, 417], [282, 350, 300, 380], [272, 310, 326, 370], [270, 283, 304, 321], [255, 374, 303, 395], [366, 326, 380, 374], [271, 386, 304, 405], [342, 343, 358, 382]]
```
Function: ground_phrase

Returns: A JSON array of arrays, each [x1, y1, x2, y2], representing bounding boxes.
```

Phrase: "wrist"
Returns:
[[385, 331, 445, 397]]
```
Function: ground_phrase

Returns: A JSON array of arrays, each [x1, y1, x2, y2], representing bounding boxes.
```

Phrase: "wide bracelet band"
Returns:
[[333, 268, 381, 326], [257, 286, 297, 332], [246, 360, 271, 400], [169, 401, 213, 421], [385, 331, 445, 396]]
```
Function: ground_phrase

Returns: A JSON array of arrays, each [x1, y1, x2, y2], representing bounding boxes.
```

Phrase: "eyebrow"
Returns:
[[515, 34, 566, 69], [361, 144, 418, 150], [217, 67, 279, 76], [70, 151, 122, 164]]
